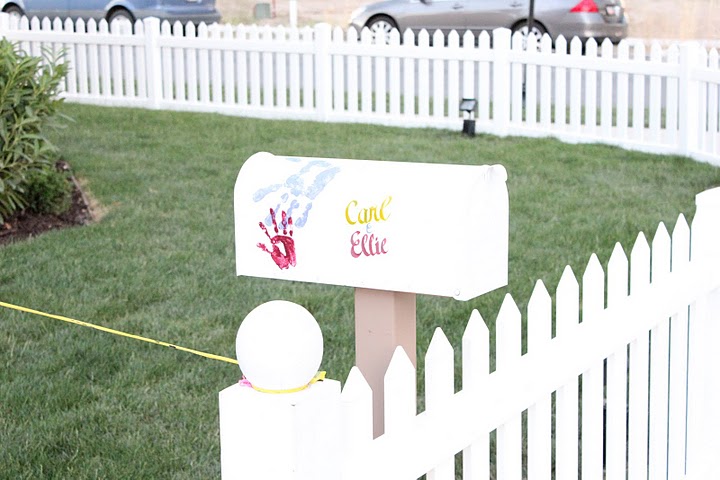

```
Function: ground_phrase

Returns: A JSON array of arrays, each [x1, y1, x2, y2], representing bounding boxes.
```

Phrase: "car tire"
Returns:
[[107, 8, 134, 27], [2, 4, 24, 20], [366, 15, 398, 42], [511, 20, 548, 47]]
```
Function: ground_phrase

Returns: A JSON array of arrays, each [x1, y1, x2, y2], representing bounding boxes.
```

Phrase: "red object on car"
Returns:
[[570, 0, 600, 13]]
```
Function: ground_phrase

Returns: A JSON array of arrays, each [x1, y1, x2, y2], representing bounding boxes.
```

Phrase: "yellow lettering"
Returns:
[[345, 200, 358, 225], [380, 196, 392, 221]]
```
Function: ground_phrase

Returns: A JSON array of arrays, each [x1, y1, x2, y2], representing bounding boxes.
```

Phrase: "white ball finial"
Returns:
[[236, 301, 323, 393]]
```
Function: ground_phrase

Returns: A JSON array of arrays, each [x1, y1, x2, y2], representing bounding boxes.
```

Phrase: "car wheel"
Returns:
[[366, 15, 398, 43], [107, 8, 134, 27], [511, 20, 547, 47], [2, 4, 24, 20]]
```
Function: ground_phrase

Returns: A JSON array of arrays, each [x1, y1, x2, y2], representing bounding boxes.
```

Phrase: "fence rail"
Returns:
[[1, 12, 719, 167]]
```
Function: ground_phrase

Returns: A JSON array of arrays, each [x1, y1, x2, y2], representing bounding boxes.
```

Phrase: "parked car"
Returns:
[[349, 0, 628, 44], [0, 0, 221, 25]]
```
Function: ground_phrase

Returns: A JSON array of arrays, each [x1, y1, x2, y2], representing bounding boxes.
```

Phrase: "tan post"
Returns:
[[355, 288, 416, 437]]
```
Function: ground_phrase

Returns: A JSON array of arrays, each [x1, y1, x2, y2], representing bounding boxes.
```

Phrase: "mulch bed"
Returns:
[[0, 163, 93, 246]]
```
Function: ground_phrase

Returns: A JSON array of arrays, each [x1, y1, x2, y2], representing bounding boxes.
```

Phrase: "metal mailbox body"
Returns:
[[234, 152, 509, 301]]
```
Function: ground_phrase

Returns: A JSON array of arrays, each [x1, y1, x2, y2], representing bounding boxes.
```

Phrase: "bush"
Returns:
[[0, 38, 68, 223], [23, 167, 72, 215]]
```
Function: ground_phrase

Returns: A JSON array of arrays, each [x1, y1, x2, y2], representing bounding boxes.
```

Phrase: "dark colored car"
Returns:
[[1, 0, 221, 25]]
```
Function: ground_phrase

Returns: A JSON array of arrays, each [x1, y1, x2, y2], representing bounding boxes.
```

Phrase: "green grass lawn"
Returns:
[[1, 103, 719, 478]]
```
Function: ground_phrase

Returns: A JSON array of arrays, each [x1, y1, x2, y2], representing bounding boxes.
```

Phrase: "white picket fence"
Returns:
[[219, 184, 720, 480], [1, 13, 719, 167], [330, 187, 720, 480]]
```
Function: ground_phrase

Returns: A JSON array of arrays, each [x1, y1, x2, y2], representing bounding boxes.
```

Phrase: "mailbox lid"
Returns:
[[235, 153, 508, 301]]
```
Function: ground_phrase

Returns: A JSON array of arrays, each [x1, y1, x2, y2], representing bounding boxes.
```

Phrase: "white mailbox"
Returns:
[[234, 152, 509, 301]]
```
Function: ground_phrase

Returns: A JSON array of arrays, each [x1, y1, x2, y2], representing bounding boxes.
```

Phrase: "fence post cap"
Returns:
[[235, 300, 323, 393]]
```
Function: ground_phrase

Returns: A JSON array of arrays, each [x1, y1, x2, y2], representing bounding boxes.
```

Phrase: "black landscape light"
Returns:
[[460, 98, 477, 137]]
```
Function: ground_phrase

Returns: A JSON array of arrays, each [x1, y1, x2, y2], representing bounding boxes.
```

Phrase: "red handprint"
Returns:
[[257, 208, 296, 269]]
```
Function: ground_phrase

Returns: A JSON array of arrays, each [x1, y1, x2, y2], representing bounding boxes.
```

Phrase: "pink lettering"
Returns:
[[350, 231, 389, 258]]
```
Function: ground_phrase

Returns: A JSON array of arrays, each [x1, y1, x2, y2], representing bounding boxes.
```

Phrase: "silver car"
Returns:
[[1, 0, 220, 25], [349, 0, 628, 44]]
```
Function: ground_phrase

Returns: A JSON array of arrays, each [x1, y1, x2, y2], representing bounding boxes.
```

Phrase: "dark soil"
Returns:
[[0, 164, 93, 246]]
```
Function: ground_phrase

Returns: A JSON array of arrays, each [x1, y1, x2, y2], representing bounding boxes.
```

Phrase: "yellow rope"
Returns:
[[0, 300, 238, 365], [251, 371, 326, 394]]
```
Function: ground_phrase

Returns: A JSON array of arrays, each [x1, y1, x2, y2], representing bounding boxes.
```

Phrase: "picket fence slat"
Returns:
[[477, 32, 491, 124], [525, 34, 538, 126], [527, 281, 551, 480], [496, 294, 522, 480], [632, 42, 646, 142], [584, 40, 598, 134], [569, 38, 582, 132], [341, 367, 373, 466], [540, 35, 552, 129], [433, 30, 445, 119], [648, 223, 671, 480], [384, 347, 416, 480], [425, 328, 454, 480], [668, 215, 691, 479], [554, 36, 567, 129], [600, 40, 613, 137], [510, 33, 523, 125], [462, 310, 489, 480], [447, 31, 460, 122], [554, 266, 579, 480], [628, 232, 651, 480], [605, 243, 629, 480], [198, 23, 210, 104], [581, 255, 604, 480]]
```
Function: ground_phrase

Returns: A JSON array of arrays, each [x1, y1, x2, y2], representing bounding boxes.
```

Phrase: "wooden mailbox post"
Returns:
[[234, 152, 509, 436]]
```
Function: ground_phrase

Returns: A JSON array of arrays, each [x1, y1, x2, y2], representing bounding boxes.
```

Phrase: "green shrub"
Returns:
[[23, 167, 72, 215], [0, 38, 68, 223]]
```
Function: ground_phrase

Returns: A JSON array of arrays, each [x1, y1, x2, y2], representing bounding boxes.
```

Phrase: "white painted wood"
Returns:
[[600, 39, 613, 138], [403, 29, 415, 116], [510, 32, 523, 125], [63, 18, 77, 95], [388, 29, 401, 116], [75, 19, 88, 95], [173, 22, 186, 101], [418, 30, 430, 118], [697, 49, 709, 152], [496, 294, 522, 480], [425, 328, 454, 480], [223, 24, 236, 104], [332, 27, 344, 112], [581, 254, 604, 480], [628, 232, 651, 480], [648, 222, 671, 480], [707, 49, 719, 153], [288, 27, 300, 109], [666, 45, 680, 145], [261, 26, 273, 107], [478, 31, 491, 124], [569, 38, 582, 132], [85, 20, 100, 96], [220, 380, 342, 480], [525, 33, 538, 126], [121, 20, 134, 98], [341, 367, 373, 468], [462, 310, 489, 480], [584, 39, 598, 134], [360, 28, 372, 114], [301, 27, 313, 110], [527, 281, 551, 480], [648, 43, 663, 142], [617, 40, 630, 138], [492, 28, 510, 134], [375, 29, 387, 115], [632, 42, 646, 143], [447, 30, 460, 122], [554, 36, 567, 128], [539, 35, 552, 128], [346, 28, 359, 114], [159, 20, 173, 100], [667, 215, 690, 479], [198, 22, 210, 104], [384, 347, 416, 479], [463, 31, 475, 102], [433, 30, 445, 119], [99, 20, 112, 97], [110, 19, 124, 97], [314, 24, 332, 120], [606, 242, 629, 480], [555, 265, 579, 480]]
